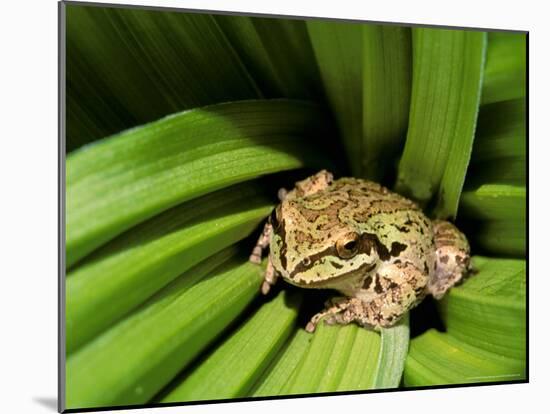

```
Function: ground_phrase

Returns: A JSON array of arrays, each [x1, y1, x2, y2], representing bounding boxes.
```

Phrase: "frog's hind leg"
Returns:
[[429, 220, 471, 299]]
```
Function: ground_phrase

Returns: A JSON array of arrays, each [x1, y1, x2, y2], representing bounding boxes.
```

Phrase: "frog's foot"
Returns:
[[313, 262, 428, 331], [305, 296, 355, 333], [285, 170, 334, 200], [429, 220, 471, 300]]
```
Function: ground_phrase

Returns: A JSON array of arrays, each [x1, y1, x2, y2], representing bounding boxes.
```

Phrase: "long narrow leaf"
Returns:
[[306, 20, 363, 175], [395, 29, 486, 219], [215, 16, 323, 100], [66, 182, 272, 352], [66, 252, 263, 409], [66, 5, 261, 150], [251, 328, 312, 397], [481, 32, 527, 105], [362, 25, 412, 181], [282, 323, 380, 393], [404, 255, 526, 386], [67, 99, 330, 266], [372, 315, 410, 388], [460, 184, 525, 256], [161, 291, 301, 402], [466, 98, 526, 186], [438, 256, 526, 360], [404, 329, 525, 387], [306, 22, 412, 180]]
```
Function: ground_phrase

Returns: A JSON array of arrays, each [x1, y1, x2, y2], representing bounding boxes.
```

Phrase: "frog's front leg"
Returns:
[[429, 220, 471, 299], [305, 296, 354, 333], [307, 262, 428, 331], [248, 221, 280, 294]]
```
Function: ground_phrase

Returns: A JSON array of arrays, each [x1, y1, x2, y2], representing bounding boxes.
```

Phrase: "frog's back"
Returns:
[[327, 177, 421, 222]]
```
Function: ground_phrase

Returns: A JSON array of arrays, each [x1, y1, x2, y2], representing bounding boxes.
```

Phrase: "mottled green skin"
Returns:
[[264, 171, 470, 330]]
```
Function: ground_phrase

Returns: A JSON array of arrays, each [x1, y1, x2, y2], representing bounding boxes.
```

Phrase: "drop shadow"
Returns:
[[33, 397, 57, 412]]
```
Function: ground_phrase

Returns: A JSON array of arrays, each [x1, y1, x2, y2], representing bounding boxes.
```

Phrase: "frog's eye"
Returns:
[[336, 232, 360, 259], [269, 205, 282, 229]]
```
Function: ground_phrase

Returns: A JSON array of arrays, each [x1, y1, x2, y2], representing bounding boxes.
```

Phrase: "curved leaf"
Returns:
[[460, 184, 525, 256], [404, 329, 525, 386], [66, 5, 261, 150], [466, 98, 526, 187], [66, 99, 330, 266], [279, 316, 408, 394], [306, 21, 412, 179], [66, 251, 263, 409], [66, 182, 272, 353], [439, 256, 526, 360], [282, 323, 380, 393], [481, 32, 527, 105], [373, 315, 410, 388], [214, 15, 323, 100], [395, 28, 486, 219], [362, 25, 412, 181], [161, 291, 301, 402], [404, 255, 526, 386], [251, 328, 313, 397]]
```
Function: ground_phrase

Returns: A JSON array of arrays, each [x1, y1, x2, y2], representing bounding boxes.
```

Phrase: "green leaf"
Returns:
[[282, 323, 380, 393], [373, 315, 410, 388], [481, 32, 527, 105], [160, 290, 301, 402], [66, 250, 263, 409], [460, 184, 525, 222], [395, 28, 486, 219], [306, 20, 362, 176], [306, 22, 412, 179], [66, 99, 330, 267], [280, 315, 408, 394], [404, 329, 525, 386], [438, 256, 526, 360], [65, 5, 261, 151], [460, 184, 525, 256], [251, 328, 313, 397], [362, 25, 412, 181], [404, 256, 526, 386], [466, 98, 526, 186], [214, 16, 323, 100], [66, 182, 272, 353]]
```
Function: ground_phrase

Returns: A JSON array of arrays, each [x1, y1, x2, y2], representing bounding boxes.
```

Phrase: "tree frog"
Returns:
[[250, 170, 471, 332]]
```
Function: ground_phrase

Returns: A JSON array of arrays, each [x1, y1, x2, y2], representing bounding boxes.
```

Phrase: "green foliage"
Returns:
[[395, 28, 487, 219], [63, 4, 527, 410], [66, 99, 330, 266], [161, 291, 301, 402], [306, 21, 412, 179], [66, 249, 264, 408], [404, 256, 526, 386]]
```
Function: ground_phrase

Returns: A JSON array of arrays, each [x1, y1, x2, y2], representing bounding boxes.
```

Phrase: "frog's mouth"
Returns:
[[286, 260, 377, 289]]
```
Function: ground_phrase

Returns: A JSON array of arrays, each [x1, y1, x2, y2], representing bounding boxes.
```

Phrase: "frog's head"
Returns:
[[268, 198, 380, 288]]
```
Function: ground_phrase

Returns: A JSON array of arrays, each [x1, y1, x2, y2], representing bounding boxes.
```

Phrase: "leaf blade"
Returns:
[[66, 252, 263, 409], [395, 28, 486, 219], [161, 291, 301, 402], [66, 182, 273, 352], [67, 99, 330, 266]]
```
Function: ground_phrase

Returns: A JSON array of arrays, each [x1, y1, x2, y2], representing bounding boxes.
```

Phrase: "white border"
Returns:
[[1, 1, 546, 413]]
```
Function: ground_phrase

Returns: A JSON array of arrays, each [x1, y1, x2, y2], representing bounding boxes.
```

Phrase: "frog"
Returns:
[[249, 170, 471, 333]]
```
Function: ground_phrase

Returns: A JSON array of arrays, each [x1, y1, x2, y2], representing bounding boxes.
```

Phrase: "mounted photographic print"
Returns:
[[60, 1, 527, 412]]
